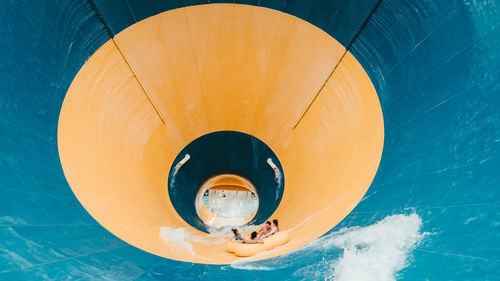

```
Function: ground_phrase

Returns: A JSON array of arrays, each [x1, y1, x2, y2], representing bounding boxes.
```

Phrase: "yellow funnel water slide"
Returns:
[[58, 5, 383, 264]]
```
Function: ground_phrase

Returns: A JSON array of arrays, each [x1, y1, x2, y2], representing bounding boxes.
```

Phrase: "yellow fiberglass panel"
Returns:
[[114, 8, 209, 145], [115, 4, 345, 146], [58, 40, 241, 264]]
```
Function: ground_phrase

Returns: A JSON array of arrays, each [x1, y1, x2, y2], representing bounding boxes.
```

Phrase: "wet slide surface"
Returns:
[[1, 0, 499, 280], [58, 4, 383, 263]]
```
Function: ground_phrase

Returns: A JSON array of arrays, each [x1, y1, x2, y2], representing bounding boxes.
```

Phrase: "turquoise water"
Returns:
[[1, 0, 499, 280]]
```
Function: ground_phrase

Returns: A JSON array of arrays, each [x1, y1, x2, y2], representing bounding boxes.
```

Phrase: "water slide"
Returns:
[[1, 1, 498, 280]]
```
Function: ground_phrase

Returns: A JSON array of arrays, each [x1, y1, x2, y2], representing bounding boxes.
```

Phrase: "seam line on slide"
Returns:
[[87, 0, 166, 124], [292, 0, 383, 129], [111, 39, 166, 123]]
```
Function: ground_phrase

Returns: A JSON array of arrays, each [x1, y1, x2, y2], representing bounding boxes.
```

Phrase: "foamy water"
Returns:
[[267, 158, 282, 199], [207, 224, 259, 235], [301, 213, 426, 281], [159, 224, 261, 256], [231, 213, 425, 281], [169, 154, 190, 186], [161, 211, 425, 281], [159, 226, 197, 256]]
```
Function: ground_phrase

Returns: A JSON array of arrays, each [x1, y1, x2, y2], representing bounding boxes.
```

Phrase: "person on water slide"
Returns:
[[257, 218, 280, 238], [270, 219, 279, 236], [232, 229, 264, 244], [257, 221, 272, 238], [242, 231, 264, 244], [231, 228, 243, 242]]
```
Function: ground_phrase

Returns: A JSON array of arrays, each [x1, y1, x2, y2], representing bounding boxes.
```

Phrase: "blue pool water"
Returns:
[[1, 0, 499, 280]]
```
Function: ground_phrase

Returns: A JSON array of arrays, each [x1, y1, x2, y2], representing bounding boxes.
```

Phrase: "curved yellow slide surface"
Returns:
[[58, 4, 383, 264]]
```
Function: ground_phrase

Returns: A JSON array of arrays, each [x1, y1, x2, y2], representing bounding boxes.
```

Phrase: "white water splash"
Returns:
[[230, 264, 275, 271], [207, 224, 259, 236], [307, 213, 426, 281], [159, 227, 197, 256], [228, 213, 425, 278], [170, 154, 190, 186], [267, 158, 282, 199], [159, 225, 239, 256]]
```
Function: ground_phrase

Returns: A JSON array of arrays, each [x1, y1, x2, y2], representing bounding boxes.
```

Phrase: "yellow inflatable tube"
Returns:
[[226, 232, 290, 257]]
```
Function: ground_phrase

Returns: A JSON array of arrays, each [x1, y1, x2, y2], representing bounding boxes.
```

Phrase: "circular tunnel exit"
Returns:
[[195, 174, 258, 228], [168, 131, 284, 232]]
